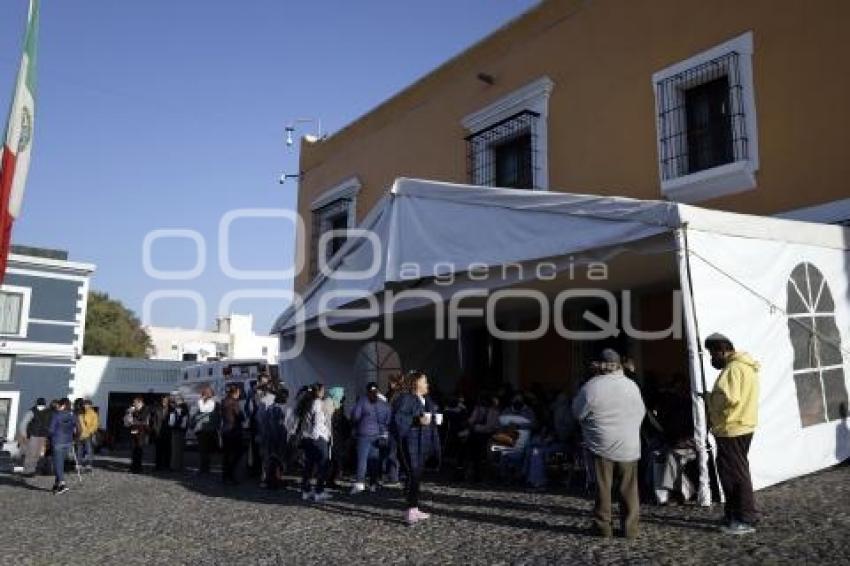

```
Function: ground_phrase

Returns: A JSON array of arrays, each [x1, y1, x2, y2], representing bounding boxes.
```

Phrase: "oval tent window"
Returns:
[[786, 262, 848, 427]]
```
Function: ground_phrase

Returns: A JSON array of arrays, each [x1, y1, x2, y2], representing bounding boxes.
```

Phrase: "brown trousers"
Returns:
[[592, 455, 640, 538], [23, 436, 46, 474], [715, 434, 757, 524]]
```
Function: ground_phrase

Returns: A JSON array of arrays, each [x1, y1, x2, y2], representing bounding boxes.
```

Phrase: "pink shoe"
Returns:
[[404, 508, 420, 525], [412, 508, 431, 521]]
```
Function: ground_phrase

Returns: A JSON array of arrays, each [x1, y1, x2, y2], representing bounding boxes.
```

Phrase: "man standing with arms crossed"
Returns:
[[705, 333, 760, 535]]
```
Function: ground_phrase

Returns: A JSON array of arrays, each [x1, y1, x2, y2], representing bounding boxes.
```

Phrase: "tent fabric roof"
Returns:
[[273, 178, 849, 334]]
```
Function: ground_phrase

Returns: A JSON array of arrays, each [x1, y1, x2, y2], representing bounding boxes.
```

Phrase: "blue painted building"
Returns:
[[0, 246, 95, 447]]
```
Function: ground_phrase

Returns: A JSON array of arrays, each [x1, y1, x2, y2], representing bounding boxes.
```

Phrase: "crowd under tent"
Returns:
[[273, 177, 850, 497]]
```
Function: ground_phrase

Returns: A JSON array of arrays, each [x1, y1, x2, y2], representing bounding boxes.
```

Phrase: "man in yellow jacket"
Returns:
[[705, 333, 759, 535], [77, 400, 100, 472]]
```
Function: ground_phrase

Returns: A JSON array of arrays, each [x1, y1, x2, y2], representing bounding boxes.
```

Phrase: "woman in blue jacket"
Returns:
[[350, 381, 391, 494], [392, 371, 441, 525], [48, 398, 79, 494]]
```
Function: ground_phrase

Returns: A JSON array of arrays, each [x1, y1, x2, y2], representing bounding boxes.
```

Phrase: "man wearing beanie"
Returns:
[[17, 397, 51, 476], [704, 333, 760, 535], [573, 348, 646, 539]]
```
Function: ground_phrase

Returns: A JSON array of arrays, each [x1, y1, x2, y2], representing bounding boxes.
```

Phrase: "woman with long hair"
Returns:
[[391, 371, 441, 525], [295, 383, 332, 502]]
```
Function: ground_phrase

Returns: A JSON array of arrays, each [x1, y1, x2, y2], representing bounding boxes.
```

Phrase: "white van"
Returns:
[[178, 359, 278, 444]]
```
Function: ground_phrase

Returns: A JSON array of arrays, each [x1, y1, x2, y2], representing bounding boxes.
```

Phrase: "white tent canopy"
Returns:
[[275, 178, 850, 493]]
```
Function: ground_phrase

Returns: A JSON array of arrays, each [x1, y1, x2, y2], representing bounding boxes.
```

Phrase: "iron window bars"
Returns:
[[310, 198, 352, 279], [466, 110, 540, 190], [656, 51, 748, 181]]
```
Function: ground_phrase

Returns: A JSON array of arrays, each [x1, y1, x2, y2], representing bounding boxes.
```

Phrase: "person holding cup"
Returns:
[[391, 370, 442, 525]]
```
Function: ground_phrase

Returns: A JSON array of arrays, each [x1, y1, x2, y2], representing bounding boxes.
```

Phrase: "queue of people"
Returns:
[[15, 396, 102, 494], [12, 331, 760, 537]]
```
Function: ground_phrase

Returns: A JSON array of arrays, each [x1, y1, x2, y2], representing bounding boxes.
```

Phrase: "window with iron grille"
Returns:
[[656, 51, 748, 181], [466, 110, 539, 190], [311, 198, 352, 278]]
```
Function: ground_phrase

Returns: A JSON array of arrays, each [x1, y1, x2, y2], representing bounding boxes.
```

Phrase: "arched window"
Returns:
[[787, 262, 848, 427], [354, 341, 402, 393]]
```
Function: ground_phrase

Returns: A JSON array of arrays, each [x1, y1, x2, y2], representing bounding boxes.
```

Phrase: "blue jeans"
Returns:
[[385, 434, 400, 483], [53, 444, 70, 485], [76, 438, 94, 467], [301, 438, 330, 494], [355, 436, 387, 484]]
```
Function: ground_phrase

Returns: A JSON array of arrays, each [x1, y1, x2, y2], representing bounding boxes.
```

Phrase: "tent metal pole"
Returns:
[[675, 225, 716, 506]]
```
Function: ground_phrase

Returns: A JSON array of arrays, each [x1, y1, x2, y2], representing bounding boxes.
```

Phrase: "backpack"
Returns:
[[27, 408, 51, 437]]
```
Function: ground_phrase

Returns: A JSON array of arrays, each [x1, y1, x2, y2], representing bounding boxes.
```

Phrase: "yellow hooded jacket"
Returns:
[[78, 407, 100, 440], [708, 352, 760, 437]]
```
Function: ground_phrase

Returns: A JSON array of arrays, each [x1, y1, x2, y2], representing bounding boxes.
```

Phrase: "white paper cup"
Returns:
[[422, 412, 432, 425], [434, 413, 444, 426]]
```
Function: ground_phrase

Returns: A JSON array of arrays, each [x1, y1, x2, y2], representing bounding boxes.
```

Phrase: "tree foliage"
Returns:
[[83, 291, 151, 358]]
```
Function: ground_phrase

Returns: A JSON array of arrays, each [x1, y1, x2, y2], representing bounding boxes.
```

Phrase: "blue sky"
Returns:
[[0, 0, 538, 334]]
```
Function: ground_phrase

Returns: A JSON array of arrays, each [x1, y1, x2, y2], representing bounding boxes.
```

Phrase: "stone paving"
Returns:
[[0, 455, 848, 565]]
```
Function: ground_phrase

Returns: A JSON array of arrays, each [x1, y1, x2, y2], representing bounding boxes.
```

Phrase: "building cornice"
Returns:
[[462, 76, 555, 132], [7, 253, 96, 274], [311, 176, 362, 211]]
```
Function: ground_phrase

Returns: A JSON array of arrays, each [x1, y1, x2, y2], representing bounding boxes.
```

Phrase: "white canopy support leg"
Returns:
[[675, 227, 714, 507]]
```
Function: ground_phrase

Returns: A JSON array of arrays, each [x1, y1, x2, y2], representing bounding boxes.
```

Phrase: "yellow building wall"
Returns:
[[294, 0, 850, 292]]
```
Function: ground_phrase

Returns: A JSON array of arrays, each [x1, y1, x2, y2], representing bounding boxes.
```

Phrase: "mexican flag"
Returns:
[[0, 0, 39, 281]]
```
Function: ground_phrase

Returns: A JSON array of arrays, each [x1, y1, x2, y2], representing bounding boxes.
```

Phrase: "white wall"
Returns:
[[146, 313, 278, 364], [73, 355, 192, 413]]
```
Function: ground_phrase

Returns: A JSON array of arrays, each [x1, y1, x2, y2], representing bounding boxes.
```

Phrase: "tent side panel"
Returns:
[[279, 333, 366, 404], [686, 229, 850, 490]]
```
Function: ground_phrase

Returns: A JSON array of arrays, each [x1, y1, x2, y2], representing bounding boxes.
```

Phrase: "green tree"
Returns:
[[83, 291, 152, 358]]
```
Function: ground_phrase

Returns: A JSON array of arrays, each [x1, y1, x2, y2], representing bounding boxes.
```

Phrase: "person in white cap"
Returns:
[[573, 348, 646, 539]]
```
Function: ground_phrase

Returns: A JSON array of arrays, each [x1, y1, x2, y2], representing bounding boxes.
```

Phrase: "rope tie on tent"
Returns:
[[687, 249, 850, 359]]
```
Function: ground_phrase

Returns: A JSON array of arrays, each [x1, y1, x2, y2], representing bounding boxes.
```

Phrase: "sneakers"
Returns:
[[350, 482, 366, 495], [368, 483, 379, 493], [54, 483, 69, 495], [312, 491, 333, 502], [404, 507, 430, 525], [413, 508, 430, 520], [720, 521, 756, 535], [301, 490, 314, 501]]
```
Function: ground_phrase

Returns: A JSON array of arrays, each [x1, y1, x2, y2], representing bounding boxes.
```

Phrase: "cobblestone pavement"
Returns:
[[0, 456, 848, 565]]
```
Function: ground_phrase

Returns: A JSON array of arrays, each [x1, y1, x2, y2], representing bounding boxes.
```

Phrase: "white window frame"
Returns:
[[652, 32, 758, 203], [462, 76, 554, 191], [311, 176, 361, 269], [0, 390, 20, 443], [310, 176, 361, 226], [0, 285, 32, 338]]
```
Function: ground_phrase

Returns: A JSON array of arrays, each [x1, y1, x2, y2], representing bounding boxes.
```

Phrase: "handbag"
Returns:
[[491, 429, 519, 447]]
